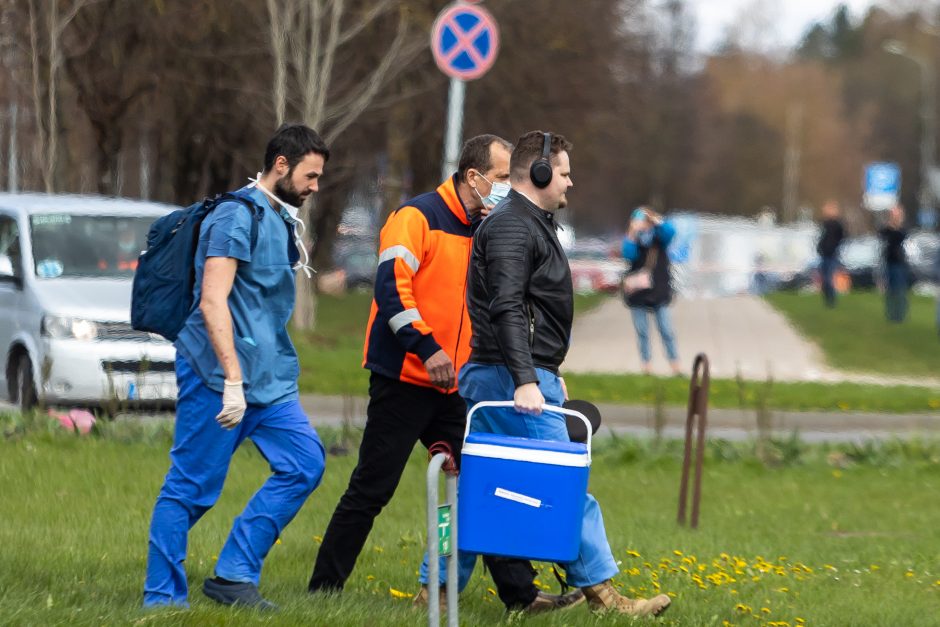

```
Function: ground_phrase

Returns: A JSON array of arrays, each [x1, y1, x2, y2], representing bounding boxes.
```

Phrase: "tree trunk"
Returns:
[[291, 200, 317, 330]]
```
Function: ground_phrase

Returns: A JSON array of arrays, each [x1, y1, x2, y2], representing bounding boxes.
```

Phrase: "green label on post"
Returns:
[[438, 504, 452, 556]]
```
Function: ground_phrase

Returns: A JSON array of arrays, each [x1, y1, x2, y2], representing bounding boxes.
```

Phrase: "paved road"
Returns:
[[564, 295, 940, 387], [292, 394, 939, 444], [6, 394, 935, 443]]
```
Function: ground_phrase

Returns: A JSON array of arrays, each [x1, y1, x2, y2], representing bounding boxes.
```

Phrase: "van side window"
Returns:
[[0, 216, 21, 277]]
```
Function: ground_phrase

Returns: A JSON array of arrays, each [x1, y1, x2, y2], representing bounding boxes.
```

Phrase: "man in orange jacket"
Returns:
[[308, 135, 582, 614]]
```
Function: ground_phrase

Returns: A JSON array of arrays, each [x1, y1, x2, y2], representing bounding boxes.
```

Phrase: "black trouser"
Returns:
[[309, 372, 539, 609]]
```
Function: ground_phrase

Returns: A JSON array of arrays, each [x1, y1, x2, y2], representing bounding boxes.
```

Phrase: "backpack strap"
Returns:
[[214, 191, 265, 254]]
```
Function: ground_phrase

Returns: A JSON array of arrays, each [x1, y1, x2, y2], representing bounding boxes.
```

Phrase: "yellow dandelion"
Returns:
[[796, 619, 806, 625], [373, 546, 384, 553], [905, 571, 915, 578], [673, 550, 683, 556], [275, 538, 282, 545], [314, 535, 323, 543], [366, 575, 375, 581], [928, 398, 940, 409], [761, 607, 771, 614], [627, 549, 641, 557], [389, 588, 411, 599], [870, 565, 880, 571], [487, 587, 497, 596]]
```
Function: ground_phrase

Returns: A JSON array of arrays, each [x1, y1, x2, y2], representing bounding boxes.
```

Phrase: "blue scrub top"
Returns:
[[175, 186, 301, 406]]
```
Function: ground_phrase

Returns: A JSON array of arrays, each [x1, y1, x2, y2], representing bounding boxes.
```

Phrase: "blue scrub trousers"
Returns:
[[419, 363, 619, 590], [143, 354, 326, 607]]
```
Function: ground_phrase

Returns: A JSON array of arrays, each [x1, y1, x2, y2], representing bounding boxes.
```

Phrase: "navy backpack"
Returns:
[[131, 192, 263, 341]]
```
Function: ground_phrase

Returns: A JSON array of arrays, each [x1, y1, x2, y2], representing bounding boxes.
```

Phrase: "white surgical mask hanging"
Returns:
[[248, 172, 314, 278]]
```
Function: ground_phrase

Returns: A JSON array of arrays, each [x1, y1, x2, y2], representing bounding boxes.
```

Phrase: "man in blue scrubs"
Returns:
[[143, 124, 329, 610]]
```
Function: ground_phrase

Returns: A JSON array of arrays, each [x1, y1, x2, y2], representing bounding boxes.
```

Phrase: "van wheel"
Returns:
[[14, 354, 38, 412]]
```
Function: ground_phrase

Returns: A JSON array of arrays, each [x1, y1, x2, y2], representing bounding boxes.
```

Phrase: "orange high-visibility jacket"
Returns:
[[363, 177, 472, 392]]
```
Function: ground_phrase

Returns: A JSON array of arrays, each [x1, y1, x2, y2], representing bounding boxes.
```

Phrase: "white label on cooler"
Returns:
[[494, 487, 541, 508]]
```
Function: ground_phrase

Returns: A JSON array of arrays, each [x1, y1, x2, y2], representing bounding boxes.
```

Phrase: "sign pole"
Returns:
[[441, 77, 466, 182], [430, 1, 499, 180]]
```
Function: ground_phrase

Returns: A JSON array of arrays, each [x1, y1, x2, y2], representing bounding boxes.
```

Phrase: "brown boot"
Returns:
[[582, 580, 671, 617], [412, 584, 447, 612], [518, 589, 586, 614]]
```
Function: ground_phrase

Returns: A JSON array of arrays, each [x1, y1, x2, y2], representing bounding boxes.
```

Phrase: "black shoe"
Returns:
[[202, 578, 277, 611]]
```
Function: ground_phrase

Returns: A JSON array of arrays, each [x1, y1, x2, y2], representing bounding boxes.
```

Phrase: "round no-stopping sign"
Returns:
[[430, 2, 499, 81]]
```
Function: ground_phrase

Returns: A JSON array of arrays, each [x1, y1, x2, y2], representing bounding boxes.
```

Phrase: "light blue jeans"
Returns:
[[418, 363, 619, 589], [630, 305, 679, 364]]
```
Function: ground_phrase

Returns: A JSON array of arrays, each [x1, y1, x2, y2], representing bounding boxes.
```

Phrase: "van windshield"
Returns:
[[30, 214, 154, 279]]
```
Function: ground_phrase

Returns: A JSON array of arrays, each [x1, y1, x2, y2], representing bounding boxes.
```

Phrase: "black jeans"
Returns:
[[309, 373, 538, 609]]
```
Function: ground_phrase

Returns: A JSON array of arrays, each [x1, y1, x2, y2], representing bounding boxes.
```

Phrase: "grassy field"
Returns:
[[295, 293, 940, 413], [765, 291, 939, 379], [1, 422, 939, 626]]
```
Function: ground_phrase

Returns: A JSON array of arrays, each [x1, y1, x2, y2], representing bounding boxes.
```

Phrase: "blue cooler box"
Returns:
[[457, 432, 590, 563]]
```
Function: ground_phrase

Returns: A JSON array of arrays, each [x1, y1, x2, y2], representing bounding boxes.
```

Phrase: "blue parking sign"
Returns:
[[863, 162, 900, 211]]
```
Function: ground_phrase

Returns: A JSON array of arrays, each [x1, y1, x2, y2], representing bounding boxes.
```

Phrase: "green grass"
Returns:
[[1, 426, 939, 626], [295, 294, 940, 413], [293, 291, 611, 399], [765, 291, 940, 378]]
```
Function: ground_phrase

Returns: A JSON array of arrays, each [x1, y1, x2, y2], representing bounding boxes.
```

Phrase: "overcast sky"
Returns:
[[691, 0, 881, 52]]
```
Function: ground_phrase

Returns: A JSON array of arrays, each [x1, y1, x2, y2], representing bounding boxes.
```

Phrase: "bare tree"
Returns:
[[26, 0, 99, 193], [264, 0, 425, 330]]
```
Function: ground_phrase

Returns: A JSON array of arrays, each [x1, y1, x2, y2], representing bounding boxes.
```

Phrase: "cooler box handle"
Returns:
[[464, 400, 592, 464]]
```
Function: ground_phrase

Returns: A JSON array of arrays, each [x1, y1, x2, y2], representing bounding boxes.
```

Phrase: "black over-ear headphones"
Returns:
[[529, 132, 553, 189]]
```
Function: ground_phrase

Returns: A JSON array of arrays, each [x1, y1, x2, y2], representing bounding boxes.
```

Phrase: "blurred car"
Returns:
[[777, 235, 879, 292], [567, 240, 623, 294], [907, 231, 939, 285], [0, 193, 178, 411], [334, 239, 378, 289]]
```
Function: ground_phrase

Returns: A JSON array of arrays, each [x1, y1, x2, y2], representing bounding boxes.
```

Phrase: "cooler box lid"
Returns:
[[463, 433, 589, 467]]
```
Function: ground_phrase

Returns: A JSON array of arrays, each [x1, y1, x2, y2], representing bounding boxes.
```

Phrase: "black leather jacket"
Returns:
[[466, 190, 573, 386]]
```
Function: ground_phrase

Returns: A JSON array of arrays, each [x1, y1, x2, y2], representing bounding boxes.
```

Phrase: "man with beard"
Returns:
[[144, 124, 329, 610], [459, 131, 671, 617]]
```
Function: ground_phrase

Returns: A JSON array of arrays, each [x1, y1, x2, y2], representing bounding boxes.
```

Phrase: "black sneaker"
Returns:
[[202, 578, 277, 611]]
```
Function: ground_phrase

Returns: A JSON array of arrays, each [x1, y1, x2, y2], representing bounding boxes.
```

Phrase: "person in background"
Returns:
[[816, 200, 846, 308], [622, 207, 680, 376], [879, 203, 910, 323]]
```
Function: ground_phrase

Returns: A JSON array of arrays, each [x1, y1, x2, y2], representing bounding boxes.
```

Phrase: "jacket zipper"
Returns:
[[526, 300, 535, 347], [452, 240, 472, 388]]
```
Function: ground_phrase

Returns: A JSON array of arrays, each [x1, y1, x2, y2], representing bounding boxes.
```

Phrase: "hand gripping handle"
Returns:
[[463, 400, 592, 464]]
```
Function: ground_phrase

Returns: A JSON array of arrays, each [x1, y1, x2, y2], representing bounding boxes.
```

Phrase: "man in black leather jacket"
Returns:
[[458, 130, 671, 618]]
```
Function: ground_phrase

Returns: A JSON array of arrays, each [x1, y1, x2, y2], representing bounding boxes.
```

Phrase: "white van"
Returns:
[[0, 193, 178, 411]]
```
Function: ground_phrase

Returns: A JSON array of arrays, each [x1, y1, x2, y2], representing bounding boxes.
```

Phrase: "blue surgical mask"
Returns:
[[474, 173, 511, 210], [638, 229, 655, 247]]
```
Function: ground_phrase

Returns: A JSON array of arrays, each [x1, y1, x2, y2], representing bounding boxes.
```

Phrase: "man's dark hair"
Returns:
[[263, 123, 330, 172], [509, 130, 573, 181], [456, 134, 513, 183]]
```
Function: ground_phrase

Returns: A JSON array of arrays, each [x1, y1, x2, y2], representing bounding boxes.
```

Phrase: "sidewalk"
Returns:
[[297, 393, 939, 443], [564, 295, 940, 387]]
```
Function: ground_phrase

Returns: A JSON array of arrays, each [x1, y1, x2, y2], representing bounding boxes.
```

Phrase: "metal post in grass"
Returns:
[[678, 353, 710, 528], [427, 443, 458, 627]]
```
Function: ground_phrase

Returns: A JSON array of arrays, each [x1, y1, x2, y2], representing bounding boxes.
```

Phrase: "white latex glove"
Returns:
[[216, 379, 246, 429]]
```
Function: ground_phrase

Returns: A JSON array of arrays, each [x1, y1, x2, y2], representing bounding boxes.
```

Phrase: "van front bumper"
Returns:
[[41, 338, 177, 407]]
